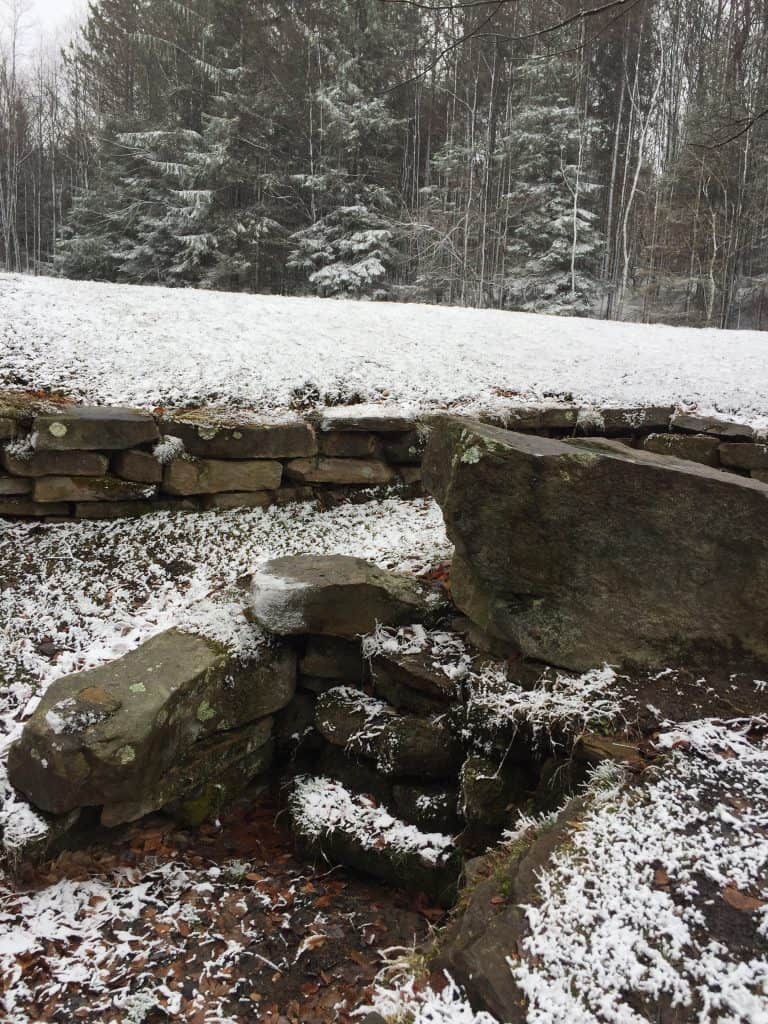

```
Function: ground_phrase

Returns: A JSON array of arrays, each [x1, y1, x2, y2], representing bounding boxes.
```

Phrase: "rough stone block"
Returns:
[[594, 406, 674, 435], [0, 475, 32, 495], [3, 449, 109, 478], [163, 457, 282, 495], [112, 449, 163, 483], [424, 416, 768, 671], [285, 456, 395, 486], [643, 432, 720, 466], [319, 406, 416, 433], [0, 417, 16, 440], [161, 411, 317, 459], [487, 405, 579, 432], [33, 475, 157, 503], [753, 469, 768, 485], [8, 627, 295, 817], [103, 722, 274, 827], [319, 431, 382, 458], [251, 554, 445, 638], [719, 442, 768, 471], [670, 412, 753, 441], [0, 497, 70, 516], [34, 406, 159, 451]]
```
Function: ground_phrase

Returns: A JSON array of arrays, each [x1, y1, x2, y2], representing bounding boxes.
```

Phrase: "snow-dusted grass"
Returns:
[[0, 497, 450, 853], [2, 273, 768, 426]]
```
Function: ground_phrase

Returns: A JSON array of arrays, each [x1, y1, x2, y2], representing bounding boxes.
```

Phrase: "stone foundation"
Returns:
[[0, 393, 763, 519]]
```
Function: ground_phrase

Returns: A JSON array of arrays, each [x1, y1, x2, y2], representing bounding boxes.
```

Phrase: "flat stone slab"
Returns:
[[286, 456, 395, 486], [424, 416, 768, 671], [318, 432, 382, 458], [8, 627, 295, 816], [0, 475, 32, 495], [319, 405, 416, 433], [161, 411, 317, 459], [719, 442, 768, 470], [670, 412, 753, 440], [250, 554, 445, 638], [163, 457, 282, 495], [2, 449, 109, 477], [33, 406, 159, 450], [33, 475, 157, 503]]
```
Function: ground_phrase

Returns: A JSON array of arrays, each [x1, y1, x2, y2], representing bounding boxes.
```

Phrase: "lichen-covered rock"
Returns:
[[160, 411, 317, 459], [8, 628, 295, 816], [250, 554, 445, 638], [103, 720, 274, 826], [424, 416, 768, 671], [33, 406, 159, 450], [163, 457, 282, 495]]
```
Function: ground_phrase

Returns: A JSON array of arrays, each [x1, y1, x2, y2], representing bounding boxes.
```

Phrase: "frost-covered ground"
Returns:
[[2, 273, 768, 427], [367, 724, 768, 1024]]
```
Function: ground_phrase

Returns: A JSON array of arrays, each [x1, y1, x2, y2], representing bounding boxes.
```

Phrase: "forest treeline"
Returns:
[[2, 0, 768, 326]]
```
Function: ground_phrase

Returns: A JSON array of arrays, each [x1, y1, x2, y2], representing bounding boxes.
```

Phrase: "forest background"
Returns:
[[1, 0, 766, 328]]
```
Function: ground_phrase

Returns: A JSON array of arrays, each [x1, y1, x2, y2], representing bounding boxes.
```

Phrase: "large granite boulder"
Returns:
[[250, 554, 445, 638], [8, 628, 295, 819], [423, 416, 768, 671]]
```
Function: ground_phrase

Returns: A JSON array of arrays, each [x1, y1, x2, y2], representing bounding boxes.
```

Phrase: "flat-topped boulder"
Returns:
[[8, 627, 295, 817], [250, 554, 445, 638], [424, 416, 768, 671], [33, 405, 159, 450], [160, 410, 317, 459]]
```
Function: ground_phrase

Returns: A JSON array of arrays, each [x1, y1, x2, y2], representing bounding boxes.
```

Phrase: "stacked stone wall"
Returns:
[[0, 392, 764, 519]]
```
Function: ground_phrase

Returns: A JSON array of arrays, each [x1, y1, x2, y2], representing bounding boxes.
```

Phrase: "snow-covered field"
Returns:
[[2, 273, 768, 427]]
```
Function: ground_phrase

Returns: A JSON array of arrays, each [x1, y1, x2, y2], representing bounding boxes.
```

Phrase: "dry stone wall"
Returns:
[[0, 391, 764, 519]]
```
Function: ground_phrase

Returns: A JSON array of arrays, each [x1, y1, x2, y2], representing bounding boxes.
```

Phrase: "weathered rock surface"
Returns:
[[319, 431, 382, 458], [33, 475, 156, 503], [424, 416, 768, 670], [163, 457, 282, 495], [112, 449, 163, 483], [2, 450, 109, 477], [719, 442, 768, 470], [459, 755, 529, 825], [250, 554, 444, 638], [8, 628, 295, 817], [392, 783, 460, 833], [0, 475, 31, 495], [34, 406, 159, 450], [300, 636, 367, 683], [285, 456, 395, 486], [315, 687, 462, 779], [161, 412, 317, 459], [643, 432, 720, 466], [0, 497, 69, 516], [103, 721, 274, 826]]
